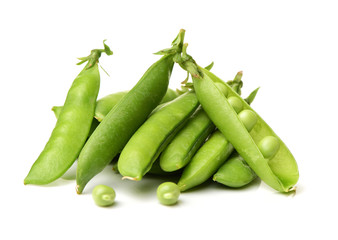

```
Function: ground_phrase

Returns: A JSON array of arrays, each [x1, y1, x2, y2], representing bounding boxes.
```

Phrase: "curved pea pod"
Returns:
[[118, 91, 199, 181], [24, 41, 113, 185], [76, 30, 186, 194], [159, 106, 215, 172], [177, 130, 234, 191], [189, 65, 299, 192], [213, 153, 257, 188]]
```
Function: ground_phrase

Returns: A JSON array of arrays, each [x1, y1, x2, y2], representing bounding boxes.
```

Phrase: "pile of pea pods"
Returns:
[[24, 29, 299, 207]]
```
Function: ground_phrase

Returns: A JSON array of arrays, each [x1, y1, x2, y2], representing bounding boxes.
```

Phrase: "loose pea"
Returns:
[[157, 182, 180, 206], [92, 185, 116, 207], [227, 96, 243, 113], [238, 109, 257, 132], [258, 136, 280, 159]]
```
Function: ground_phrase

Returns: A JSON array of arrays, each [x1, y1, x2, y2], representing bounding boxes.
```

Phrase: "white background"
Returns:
[[1, 0, 337, 239]]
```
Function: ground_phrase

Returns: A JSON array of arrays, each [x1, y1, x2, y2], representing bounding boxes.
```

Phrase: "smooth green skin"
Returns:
[[118, 91, 199, 180], [258, 136, 280, 159], [160, 106, 215, 172], [24, 63, 101, 185], [157, 182, 180, 205], [92, 185, 116, 207], [194, 67, 299, 192], [94, 91, 128, 121], [238, 109, 257, 132], [177, 130, 234, 191], [76, 55, 174, 194], [213, 153, 257, 188]]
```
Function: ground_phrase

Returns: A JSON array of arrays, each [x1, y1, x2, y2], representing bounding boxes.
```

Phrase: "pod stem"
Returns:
[[77, 40, 113, 69], [154, 29, 186, 56], [227, 71, 244, 95]]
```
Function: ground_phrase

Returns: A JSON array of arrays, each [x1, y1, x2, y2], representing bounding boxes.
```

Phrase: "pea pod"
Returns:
[[177, 130, 234, 191], [118, 91, 199, 181], [76, 30, 185, 194], [177, 45, 299, 192], [24, 41, 113, 185], [213, 152, 257, 188], [176, 73, 246, 191]]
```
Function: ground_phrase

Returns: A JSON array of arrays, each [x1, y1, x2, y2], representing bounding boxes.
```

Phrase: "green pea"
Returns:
[[92, 185, 116, 207], [227, 96, 243, 113], [238, 109, 257, 132], [157, 182, 180, 206], [258, 136, 280, 159], [214, 82, 228, 97]]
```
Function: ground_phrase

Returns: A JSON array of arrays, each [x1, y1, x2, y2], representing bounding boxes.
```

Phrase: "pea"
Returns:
[[157, 182, 180, 206], [92, 185, 116, 207], [214, 82, 228, 97], [227, 96, 243, 113], [258, 136, 280, 159], [238, 109, 257, 132]]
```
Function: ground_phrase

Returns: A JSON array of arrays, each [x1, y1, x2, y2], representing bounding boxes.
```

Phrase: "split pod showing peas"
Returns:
[[24, 41, 113, 185], [177, 74, 257, 191], [76, 30, 186, 194], [177, 44, 299, 192]]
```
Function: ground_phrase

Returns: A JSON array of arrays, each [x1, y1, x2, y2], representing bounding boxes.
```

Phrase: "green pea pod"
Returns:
[[177, 46, 299, 192], [177, 130, 234, 191], [213, 152, 257, 188], [76, 29, 186, 194], [159, 72, 242, 172], [24, 41, 113, 185], [118, 91, 199, 181]]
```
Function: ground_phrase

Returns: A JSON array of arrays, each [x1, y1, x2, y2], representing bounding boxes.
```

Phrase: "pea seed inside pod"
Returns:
[[258, 136, 280, 159], [227, 96, 243, 113], [214, 82, 228, 97], [238, 109, 257, 132]]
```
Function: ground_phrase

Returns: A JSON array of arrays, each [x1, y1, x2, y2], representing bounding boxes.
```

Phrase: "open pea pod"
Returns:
[[177, 45, 299, 192]]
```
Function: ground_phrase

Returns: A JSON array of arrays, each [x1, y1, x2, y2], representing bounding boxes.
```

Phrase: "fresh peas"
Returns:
[[117, 91, 199, 180], [177, 47, 299, 192], [92, 185, 116, 207], [213, 153, 257, 188], [76, 30, 185, 194], [157, 182, 180, 205], [238, 109, 257, 132], [24, 41, 113, 185], [227, 96, 243, 113], [258, 136, 280, 159]]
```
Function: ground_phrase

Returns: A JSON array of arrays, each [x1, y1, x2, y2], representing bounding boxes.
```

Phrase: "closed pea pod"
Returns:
[[117, 91, 199, 180], [76, 30, 186, 194], [177, 45, 299, 192], [24, 41, 113, 185], [213, 153, 257, 188]]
